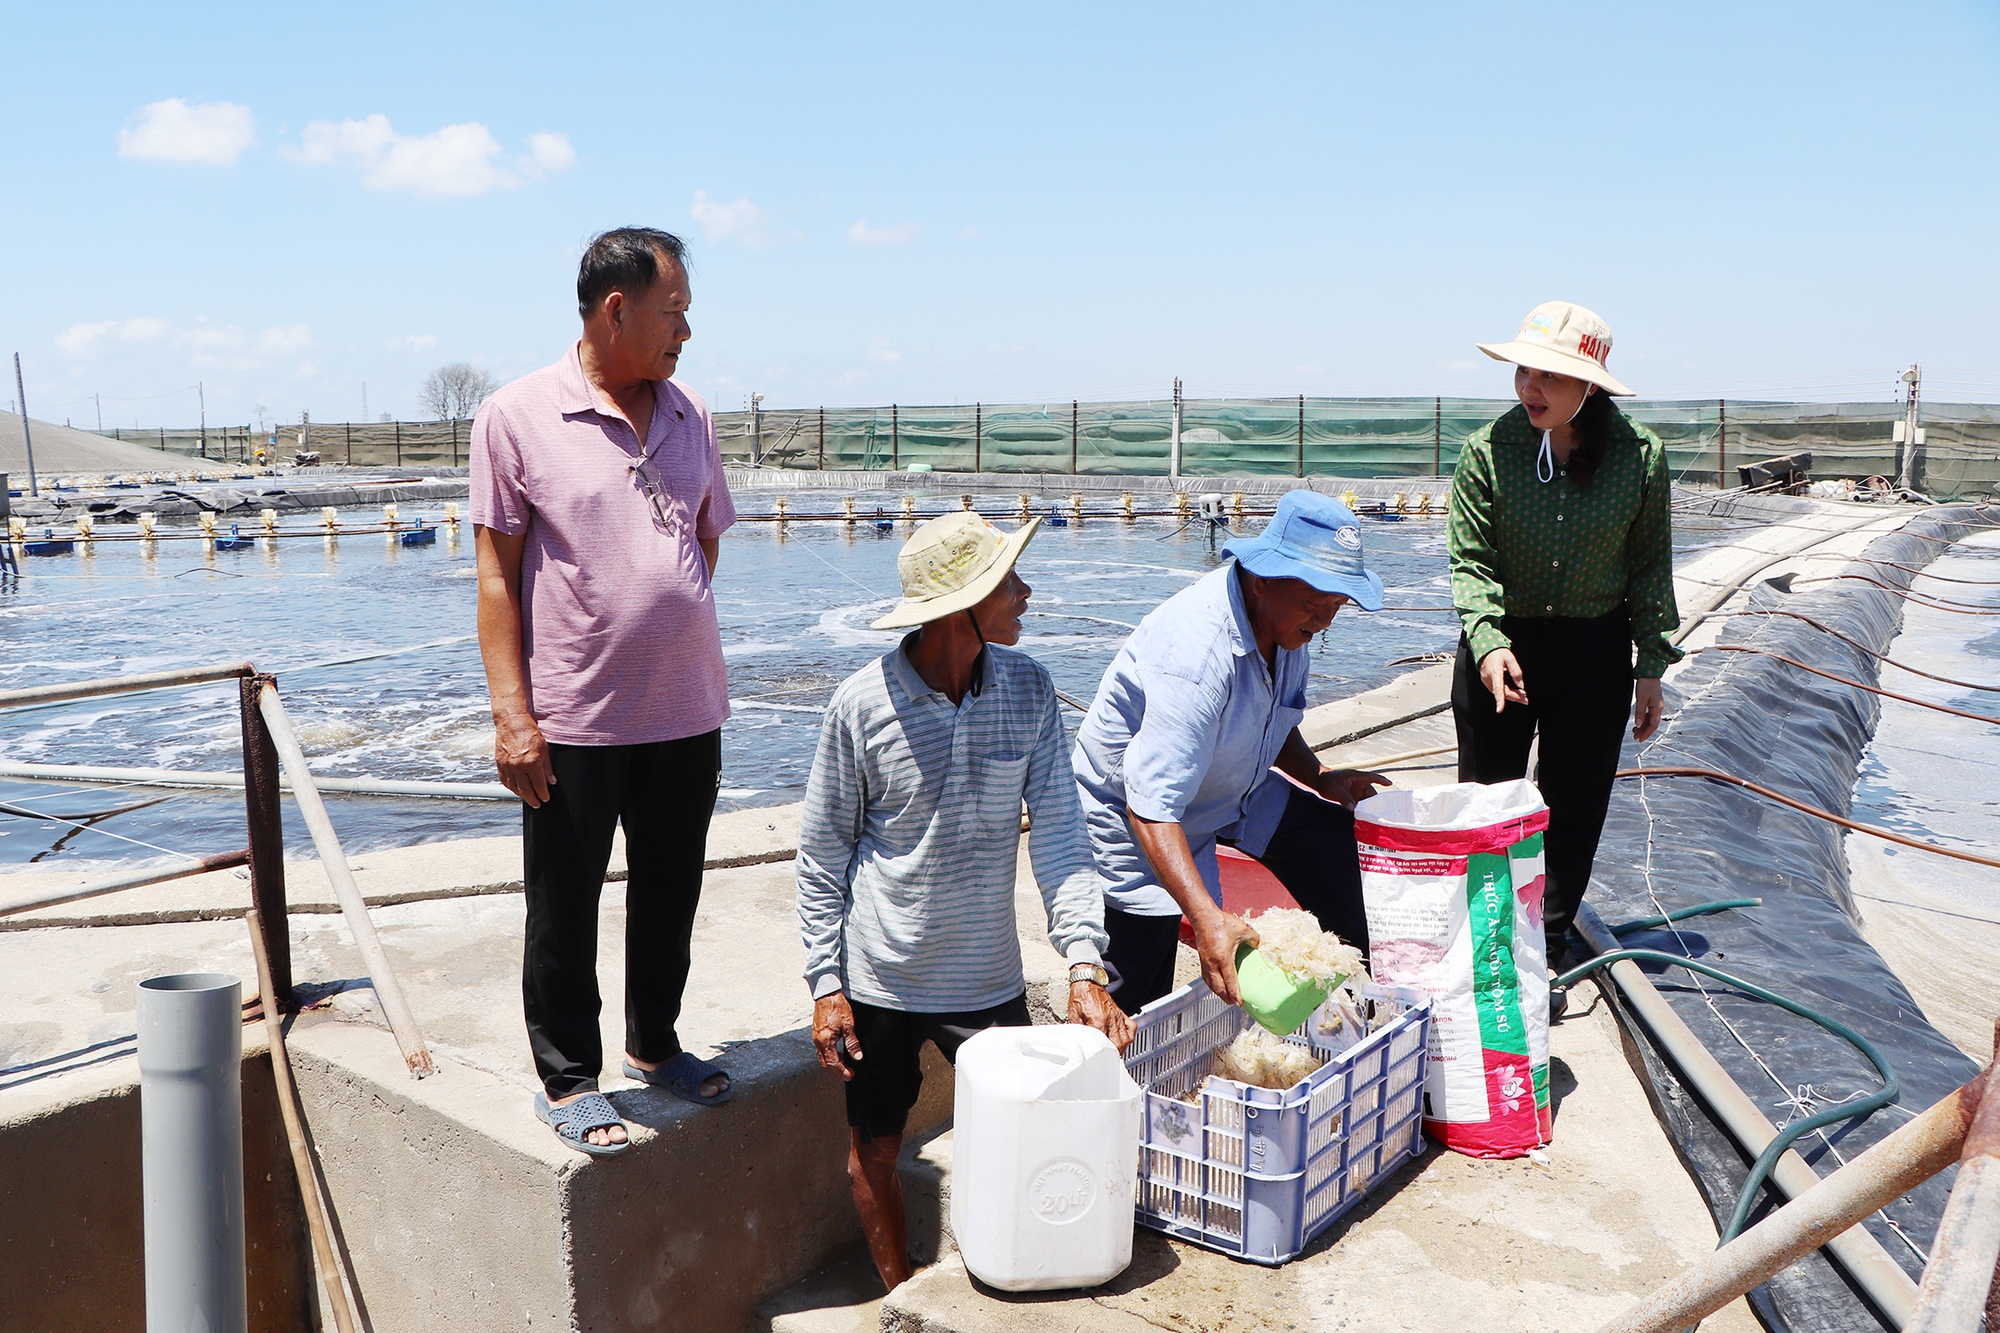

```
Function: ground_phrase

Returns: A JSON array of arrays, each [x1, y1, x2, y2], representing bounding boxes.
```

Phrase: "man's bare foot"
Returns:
[[626, 1051, 729, 1101], [548, 1088, 628, 1147]]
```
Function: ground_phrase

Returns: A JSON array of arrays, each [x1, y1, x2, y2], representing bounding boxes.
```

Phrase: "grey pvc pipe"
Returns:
[[137, 972, 247, 1333]]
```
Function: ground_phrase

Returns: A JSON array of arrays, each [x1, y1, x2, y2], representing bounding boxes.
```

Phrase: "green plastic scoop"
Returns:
[[1234, 942, 1333, 1036]]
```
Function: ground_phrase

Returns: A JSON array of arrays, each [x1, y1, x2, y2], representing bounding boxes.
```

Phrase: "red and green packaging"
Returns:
[[1354, 779, 1551, 1159]]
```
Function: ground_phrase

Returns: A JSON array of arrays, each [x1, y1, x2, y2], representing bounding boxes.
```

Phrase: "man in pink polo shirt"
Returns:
[[471, 227, 736, 1155]]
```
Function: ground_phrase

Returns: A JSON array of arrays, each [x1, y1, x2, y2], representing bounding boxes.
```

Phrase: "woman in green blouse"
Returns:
[[1447, 301, 1681, 1007]]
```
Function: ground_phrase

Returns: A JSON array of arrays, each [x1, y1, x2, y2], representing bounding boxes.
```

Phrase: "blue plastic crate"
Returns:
[[1121, 980, 1429, 1265]]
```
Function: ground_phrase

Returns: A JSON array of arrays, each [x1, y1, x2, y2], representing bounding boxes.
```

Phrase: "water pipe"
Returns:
[[0, 848, 250, 919], [1568, 902, 1918, 1324], [137, 971, 247, 1333], [1606, 898, 1763, 936], [1556, 943, 1899, 1243], [1596, 1051, 1990, 1333], [0, 759, 513, 798]]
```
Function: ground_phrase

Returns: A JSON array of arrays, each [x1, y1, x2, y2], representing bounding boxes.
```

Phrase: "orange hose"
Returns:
[[1701, 645, 2000, 726], [1614, 767, 2000, 870]]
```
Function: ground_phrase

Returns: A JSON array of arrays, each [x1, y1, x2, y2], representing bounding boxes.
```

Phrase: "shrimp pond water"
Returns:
[[0, 486, 1829, 873]]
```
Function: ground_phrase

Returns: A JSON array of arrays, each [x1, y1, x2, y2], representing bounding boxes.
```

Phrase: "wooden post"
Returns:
[[238, 674, 290, 1009], [1071, 400, 1079, 475], [1297, 394, 1305, 478], [975, 402, 982, 474], [817, 406, 825, 470], [1434, 396, 1443, 476], [892, 403, 899, 471]]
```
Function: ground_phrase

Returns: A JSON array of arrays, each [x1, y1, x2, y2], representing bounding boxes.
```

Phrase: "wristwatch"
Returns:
[[1068, 963, 1111, 987]]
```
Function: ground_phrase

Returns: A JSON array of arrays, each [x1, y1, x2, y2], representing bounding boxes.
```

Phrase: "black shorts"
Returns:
[[843, 993, 1032, 1142]]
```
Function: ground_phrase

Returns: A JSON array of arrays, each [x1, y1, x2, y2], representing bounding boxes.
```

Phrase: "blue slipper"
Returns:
[[533, 1091, 630, 1156], [623, 1051, 733, 1106]]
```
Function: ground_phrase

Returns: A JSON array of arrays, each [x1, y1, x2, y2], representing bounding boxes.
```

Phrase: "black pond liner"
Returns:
[[1579, 499, 1991, 1333]]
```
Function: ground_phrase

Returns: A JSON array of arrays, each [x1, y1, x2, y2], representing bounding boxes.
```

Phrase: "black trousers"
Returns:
[[1103, 784, 1370, 1014], [522, 731, 720, 1099], [1451, 609, 1633, 964]]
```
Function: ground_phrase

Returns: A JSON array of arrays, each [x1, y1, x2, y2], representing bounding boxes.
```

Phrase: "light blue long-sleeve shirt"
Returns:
[[1072, 563, 1308, 916], [796, 637, 1106, 1012]]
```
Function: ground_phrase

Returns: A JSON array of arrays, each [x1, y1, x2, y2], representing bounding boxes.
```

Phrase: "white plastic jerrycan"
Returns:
[[951, 1023, 1142, 1291]]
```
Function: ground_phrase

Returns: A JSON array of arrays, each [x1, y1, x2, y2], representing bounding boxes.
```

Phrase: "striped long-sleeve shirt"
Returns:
[[796, 636, 1107, 1012]]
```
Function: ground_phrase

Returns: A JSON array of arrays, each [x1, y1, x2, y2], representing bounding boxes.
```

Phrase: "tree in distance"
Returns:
[[418, 363, 498, 420]]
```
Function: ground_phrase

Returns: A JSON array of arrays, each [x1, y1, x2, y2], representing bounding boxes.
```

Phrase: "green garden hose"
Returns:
[[1606, 898, 1763, 936], [1557, 907, 1899, 1243]]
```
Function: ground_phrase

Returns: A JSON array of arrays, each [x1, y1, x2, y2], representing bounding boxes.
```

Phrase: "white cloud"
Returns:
[[55, 317, 314, 371], [57, 318, 170, 356], [387, 334, 438, 352], [691, 190, 764, 242], [690, 190, 799, 249], [258, 325, 313, 355], [285, 115, 572, 197], [848, 219, 920, 246], [524, 132, 575, 175], [118, 99, 256, 166], [957, 226, 980, 240], [864, 337, 902, 364]]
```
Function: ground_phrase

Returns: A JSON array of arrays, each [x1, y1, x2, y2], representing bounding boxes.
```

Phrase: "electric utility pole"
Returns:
[[197, 381, 208, 459], [12, 354, 36, 496], [1170, 377, 1183, 479], [94, 393, 102, 431], [1896, 365, 1922, 493]]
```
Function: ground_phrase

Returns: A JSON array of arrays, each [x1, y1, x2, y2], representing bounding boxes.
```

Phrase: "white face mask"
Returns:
[[1536, 385, 1596, 484]]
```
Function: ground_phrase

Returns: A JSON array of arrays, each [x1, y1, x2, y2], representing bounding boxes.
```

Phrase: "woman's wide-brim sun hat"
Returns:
[[1221, 491, 1384, 611], [1477, 300, 1633, 397], [870, 511, 1042, 630]]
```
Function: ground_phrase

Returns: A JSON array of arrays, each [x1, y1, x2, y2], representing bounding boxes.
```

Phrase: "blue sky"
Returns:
[[3, 1, 1997, 429]]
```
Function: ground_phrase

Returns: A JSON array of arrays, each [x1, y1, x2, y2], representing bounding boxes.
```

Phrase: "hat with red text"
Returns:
[[1476, 301, 1632, 396]]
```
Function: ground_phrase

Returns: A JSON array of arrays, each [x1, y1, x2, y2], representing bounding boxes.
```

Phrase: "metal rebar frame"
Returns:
[[1907, 1025, 2000, 1330], [257, 681, 435, 1077], [0, 661, 254, 710], [0, 660, 433, 1076], [239, 675, 291, 1006]]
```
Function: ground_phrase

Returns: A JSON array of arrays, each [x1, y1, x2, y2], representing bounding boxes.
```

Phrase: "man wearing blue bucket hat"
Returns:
[[1073, 490, 1389, 1013]]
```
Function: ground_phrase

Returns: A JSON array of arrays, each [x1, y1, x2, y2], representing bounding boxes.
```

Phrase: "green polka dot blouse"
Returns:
[[1448, 404, 1684, 679]]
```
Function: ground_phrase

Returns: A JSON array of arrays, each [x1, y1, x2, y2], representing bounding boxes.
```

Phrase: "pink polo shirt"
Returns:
[[469, 345, 736, 746]]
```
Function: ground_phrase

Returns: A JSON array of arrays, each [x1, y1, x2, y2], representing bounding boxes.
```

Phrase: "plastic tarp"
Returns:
[[1580, 500, 1988, 1332]]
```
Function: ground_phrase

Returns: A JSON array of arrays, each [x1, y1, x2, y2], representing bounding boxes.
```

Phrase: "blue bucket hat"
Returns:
[[1221, 491, 1384, 611]]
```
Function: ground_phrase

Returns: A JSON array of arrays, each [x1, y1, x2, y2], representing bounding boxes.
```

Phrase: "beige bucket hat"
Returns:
[[870, 511, 1041, 630], [1477, 301, 1633, 396]]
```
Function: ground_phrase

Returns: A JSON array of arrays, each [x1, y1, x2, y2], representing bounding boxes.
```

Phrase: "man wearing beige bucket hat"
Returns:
[[1449, 301, 1682, 1017], [797, 509, 1131, 1292]]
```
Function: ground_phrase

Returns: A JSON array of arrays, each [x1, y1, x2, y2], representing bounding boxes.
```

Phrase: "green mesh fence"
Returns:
[[96, 421, 472, 469], [90, 397, 1998, 497], [715, 397, 1999, 497]]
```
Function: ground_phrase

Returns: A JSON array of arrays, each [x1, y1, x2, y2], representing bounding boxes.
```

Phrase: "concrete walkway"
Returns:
[[877, 995, 1758, 1333], [0, 491, 1947, 1333]]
